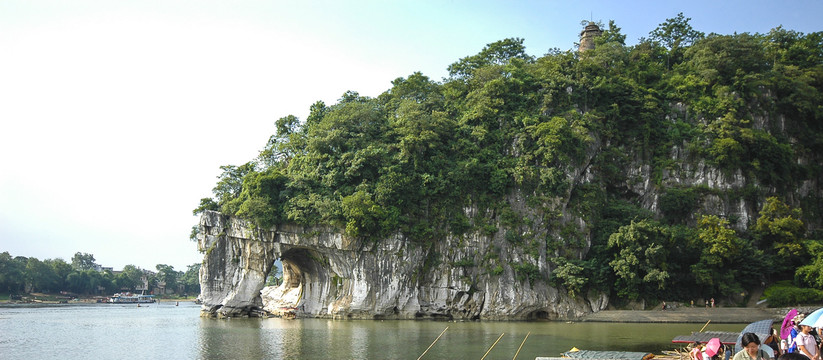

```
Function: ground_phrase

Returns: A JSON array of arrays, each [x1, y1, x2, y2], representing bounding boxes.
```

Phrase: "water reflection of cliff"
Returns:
[[196, 318, 747, 358], [198, 318, 268, 359], [198, 317, 316, 358], [198, 317, 432, 359]]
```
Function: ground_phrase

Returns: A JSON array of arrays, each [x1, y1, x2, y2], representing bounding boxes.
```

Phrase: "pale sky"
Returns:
[[1, 0, 821, 271]]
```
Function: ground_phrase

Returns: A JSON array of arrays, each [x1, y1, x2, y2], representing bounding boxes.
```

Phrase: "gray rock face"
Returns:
[[197, 211, 277, 318], [197, 210, 606, 319]]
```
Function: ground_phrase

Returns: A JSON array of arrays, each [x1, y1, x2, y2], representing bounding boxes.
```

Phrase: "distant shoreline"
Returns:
[[580, 306, 813, 323], [0, 298, 198, 308]]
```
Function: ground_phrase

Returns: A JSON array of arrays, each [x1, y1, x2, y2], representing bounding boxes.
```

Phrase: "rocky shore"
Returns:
[[581, 306, 816, 323]]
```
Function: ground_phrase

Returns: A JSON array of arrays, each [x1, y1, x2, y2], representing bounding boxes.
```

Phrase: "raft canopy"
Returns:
[[672, 331, 739, 345], [561, 350, 655, 360]]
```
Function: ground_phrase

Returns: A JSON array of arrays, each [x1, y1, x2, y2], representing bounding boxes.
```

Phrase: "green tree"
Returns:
[[797, 240, 823, 288], [341, 190, 388, 239], [25, 257, 58, 293], [189, 225, 199, 241], [754, 197, 807, 270], [259, 115, 303, 167], [213, 162, 257, 215], [658, 187, 701, 223], [46, 258, 72, 291], [682, 33, 768, 91], [550, 257, 587, 297], [192, 197, 218, 216], [648, 12, 704, 68], [0, 252, 26, 293], [265, 263, 281, 287], [691, 215, 760, 297], [607, 220, 672, 300], [99, 269, 115, 294], [233, 168, 290, 228], [66, 270, 96, 294], [155, 264, 179, 293], [114, 265, 144, 291], [649, 12, 704, 50], [71, 252, 97, 271], [448, 38, 533, 78], [85, 270, 105, 294], [180, 263, 201, 295]]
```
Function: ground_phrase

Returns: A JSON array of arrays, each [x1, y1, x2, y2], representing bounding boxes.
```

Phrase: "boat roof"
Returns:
[[562, 350, 654, 360], [672, 331, 739, 345]]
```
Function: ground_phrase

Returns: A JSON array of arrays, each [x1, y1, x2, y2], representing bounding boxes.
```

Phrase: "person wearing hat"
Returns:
[[788, 314, 805, 354], [796, 323, 819, 360], [734, 332, 772, 360]]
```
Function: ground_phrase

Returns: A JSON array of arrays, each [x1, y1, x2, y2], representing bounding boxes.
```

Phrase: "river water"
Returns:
[[0, 302, 745, 359]]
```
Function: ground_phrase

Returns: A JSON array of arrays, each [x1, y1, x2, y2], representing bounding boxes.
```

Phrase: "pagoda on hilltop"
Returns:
[[579, 22, 603, 52]]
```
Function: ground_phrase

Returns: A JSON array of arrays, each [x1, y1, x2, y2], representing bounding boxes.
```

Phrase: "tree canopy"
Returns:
[[0, 251, 200, 296]]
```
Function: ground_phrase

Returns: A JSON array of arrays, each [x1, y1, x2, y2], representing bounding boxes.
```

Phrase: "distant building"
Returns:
[[154, 280, 167, 295], [136, 272, 151, 292], [579, 22, 603, 52]]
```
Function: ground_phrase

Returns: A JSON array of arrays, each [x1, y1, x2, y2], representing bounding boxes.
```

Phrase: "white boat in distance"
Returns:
[[108, 293, 156, 304]]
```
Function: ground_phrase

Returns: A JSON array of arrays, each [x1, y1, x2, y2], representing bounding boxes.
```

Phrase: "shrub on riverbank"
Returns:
[[764, 281, 823, 307]]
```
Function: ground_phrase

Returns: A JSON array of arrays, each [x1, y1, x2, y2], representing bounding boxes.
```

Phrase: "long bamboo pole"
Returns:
[[700, 320, 712, 332], [417, 326, 449, 360], [512, 332, 531, 360], [481, 333, 505, 360]]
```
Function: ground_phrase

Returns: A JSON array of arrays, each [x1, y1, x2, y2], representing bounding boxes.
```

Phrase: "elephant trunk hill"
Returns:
[[194, 24, 823, 319]]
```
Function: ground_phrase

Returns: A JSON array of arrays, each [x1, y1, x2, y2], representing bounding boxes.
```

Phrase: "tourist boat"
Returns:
[[108, 293, 156, 304]]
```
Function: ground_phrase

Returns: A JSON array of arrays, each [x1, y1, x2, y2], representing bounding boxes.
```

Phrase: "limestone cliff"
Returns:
[[197, 210, 607, 319], [196, 105, 820, 320], [197, 211, 277, 317], [197, 102, 821, 319], [196, 30, 823, 319]]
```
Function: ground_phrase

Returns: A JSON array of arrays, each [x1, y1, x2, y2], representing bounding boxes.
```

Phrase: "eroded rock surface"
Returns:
[[197, 211, 277, 318], [197, 210, 606, 319]]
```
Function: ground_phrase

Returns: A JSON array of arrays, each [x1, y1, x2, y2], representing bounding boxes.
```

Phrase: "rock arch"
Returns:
[[261, 247, 337, 317], [196, 210, 603, 319]]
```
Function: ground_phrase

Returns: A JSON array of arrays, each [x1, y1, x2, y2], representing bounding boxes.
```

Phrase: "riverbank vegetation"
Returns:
[[0, 251, 201, 298], [194, 14, 823, 306]]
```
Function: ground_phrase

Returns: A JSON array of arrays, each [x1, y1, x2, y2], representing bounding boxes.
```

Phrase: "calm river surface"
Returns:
[[0, 302, 745, 359]]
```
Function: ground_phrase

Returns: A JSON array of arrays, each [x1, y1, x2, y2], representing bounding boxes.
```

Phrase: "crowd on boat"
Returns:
[[685, 309, 823, 360], [780, 311, 820, 360]]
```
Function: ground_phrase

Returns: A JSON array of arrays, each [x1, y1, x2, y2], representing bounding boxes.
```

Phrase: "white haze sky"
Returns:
[[1, 0, 821, 271]]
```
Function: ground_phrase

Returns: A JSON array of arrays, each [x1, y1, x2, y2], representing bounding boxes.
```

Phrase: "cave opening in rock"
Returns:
[[527, 310, 550, 320], [261, 247, 330, 316]]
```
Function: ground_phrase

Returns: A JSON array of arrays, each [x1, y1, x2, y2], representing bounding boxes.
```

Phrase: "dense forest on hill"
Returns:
[[194, 14, 823, 306]]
